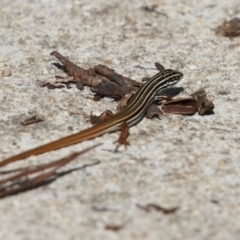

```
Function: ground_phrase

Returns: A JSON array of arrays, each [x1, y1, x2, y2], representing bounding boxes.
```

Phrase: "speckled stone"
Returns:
[[0, 1, 240, 240]]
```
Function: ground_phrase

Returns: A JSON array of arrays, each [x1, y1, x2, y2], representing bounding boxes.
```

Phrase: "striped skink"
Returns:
[[0, 69, 183, 167]]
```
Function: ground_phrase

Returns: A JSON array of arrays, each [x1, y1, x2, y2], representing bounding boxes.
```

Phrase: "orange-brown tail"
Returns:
[[0, 125, 105, 168]]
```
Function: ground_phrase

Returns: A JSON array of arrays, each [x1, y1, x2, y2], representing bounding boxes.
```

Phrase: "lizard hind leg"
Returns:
[[114, 121, 130, 152]]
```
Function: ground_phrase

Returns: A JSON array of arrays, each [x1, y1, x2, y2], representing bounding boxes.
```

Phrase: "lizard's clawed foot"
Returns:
[[114, 121, 130, 152]]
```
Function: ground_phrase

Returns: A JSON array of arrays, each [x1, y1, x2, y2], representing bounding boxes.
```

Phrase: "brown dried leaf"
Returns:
[[105, 224, 124, 231], [215, 17, 240, 38], [190, 89, 214, 115], [0, 143, 101, 198], [41, 82, 65, 89], [21, 115, 44, 126], [137, 203, 179, 214], [162, 89, 214, 116], [51, 51, 138, 99], [91, 78, 128, 100], [162, 98, 198, 115], [94, 64, 142, 88], [155, 62, 165, 72], [51, 51, 88, 80]]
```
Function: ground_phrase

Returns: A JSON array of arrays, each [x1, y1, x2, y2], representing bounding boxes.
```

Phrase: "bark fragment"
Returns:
[[215, 17, 240, 38]]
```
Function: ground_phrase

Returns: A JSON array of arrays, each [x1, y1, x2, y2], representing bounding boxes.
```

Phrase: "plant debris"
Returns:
[[190, 88, 214, 115], [162, 89, 214, 115], [0, 144, 101, 198], [162, 98, 198, 115], [50, 51, 213, 118], [105, 224, 124, 231], [50, 51, 142, 100], [215, 17, 240, 38], [41, 82, 65, 89], [137, 203, 179, 214], [141, 4, 168, 18], [21, 115, 44, 126]]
